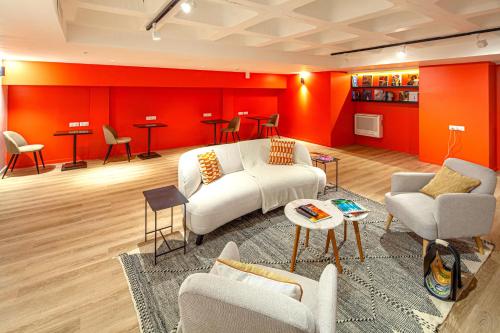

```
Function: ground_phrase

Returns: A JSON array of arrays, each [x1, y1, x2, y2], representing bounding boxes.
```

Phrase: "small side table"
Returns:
[[143, 185, 188, 265], [311, 154, 339, 192]]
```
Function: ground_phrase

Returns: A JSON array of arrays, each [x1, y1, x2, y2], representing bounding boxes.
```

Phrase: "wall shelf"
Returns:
[[352, 85, 419, 89], [352, 99, 418, 104]]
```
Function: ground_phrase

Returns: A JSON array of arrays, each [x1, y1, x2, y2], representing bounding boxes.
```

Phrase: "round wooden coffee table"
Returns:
[[285, 199, 344, 273]]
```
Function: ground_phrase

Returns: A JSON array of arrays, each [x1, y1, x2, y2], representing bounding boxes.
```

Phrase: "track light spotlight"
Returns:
[[396, 45, 407, 59], [152, 22, 161, 41], [181, 0, 194, 14], [476, 34, 488, 48]]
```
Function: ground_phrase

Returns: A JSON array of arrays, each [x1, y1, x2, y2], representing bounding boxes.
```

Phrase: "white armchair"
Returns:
[[177, 242, 338, 333], [385, 158, 497, 255]]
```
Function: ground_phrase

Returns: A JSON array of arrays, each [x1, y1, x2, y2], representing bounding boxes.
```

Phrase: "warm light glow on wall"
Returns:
[[299, 71, 311, 85]]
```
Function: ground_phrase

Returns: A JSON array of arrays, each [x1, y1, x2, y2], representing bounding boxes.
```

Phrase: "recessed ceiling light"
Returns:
[[83, 51, 88, 55], [181, 0, 194, 14], [396, 45, 407, 59], [152, 22, 161, 41]]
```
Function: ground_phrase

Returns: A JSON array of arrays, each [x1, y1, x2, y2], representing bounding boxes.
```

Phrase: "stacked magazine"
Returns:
[[331, 199, 369, 218]]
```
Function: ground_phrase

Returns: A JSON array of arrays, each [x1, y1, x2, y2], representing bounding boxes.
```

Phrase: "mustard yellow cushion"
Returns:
[[212, 258, 303, 301], [420, 166, 481, 198], [268, 137, 295, 165], [197, 150, 222, 185]]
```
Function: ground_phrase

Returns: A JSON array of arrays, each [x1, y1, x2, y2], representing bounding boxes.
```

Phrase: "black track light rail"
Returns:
[[145, 0, 182, 31], [330, 26, 500, 56]]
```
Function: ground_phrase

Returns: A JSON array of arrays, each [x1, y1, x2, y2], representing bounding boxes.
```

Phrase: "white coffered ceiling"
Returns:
[[0, 0, 499, 73]]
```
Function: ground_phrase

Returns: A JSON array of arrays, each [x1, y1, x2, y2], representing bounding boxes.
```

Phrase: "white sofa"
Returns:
[[178, 139, 326, 244]]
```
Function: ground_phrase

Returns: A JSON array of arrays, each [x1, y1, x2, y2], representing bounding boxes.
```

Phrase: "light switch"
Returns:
[[203, 113, 212, 117], [69, 122, 79, 127], [146, 116, 157, 121], [79, 121, 89, 127]]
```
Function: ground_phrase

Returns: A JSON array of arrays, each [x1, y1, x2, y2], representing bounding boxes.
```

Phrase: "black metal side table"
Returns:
[[143, 185, 188, 265], [311, 154, 340, 192]]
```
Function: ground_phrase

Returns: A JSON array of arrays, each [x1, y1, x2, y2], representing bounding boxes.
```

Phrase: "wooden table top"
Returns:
[[200, 119, 230, 125], [133, 123, 167, 128], [53, 129, 93, 136], [246, 115, 270, 121], [143, 185, 188, 212]]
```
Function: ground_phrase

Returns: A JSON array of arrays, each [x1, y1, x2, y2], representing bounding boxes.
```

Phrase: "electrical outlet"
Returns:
[[203, 113, 212, 117], [146, 116, 156, 121], [238, 112, 244, 115], [449, 125, 465, 132], [79, 121, 89, 127], [244, 111, 249, 115], [69, 122, 79, 127]]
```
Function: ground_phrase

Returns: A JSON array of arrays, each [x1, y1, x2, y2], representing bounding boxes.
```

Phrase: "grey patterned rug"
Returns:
[[119, 186, 493, 333]]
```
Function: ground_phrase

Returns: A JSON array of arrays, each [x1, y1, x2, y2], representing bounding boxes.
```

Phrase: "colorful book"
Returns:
[[352, 90, 360, 101], [295, 204, 331, 223], [378, 76, 388, 87], [391, 74, 402, 86], [374, 89, 385, 101], [351, 75, 358, 87], [331, 199, 369, 216], [361, 75, 373, 87], [408, 91, 419, 102], [399, 91, 410, 101], [407, 73, 419, 86], [362, 90, 372, 101]]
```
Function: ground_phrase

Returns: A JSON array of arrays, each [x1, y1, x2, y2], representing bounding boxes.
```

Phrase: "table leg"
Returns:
[[290, 225, 301, 272], [329, 229, 343, 273], [144, 199, 147, 242], [72, 134, 77, 164], [147, 127, 152, 155], [353, 221, 365, 262], [183, 204, 187, 254], [257, 120, 261, 138], [336, 160, 339, 191], [344, 221, 347, 241], [305, 229, 310, 247], [325, 230, 331, 253], [213, 123, 217, 145], [154, 211, 157, 265]]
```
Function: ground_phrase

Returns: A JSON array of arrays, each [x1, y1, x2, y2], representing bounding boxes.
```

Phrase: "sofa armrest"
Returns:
[[178, 273, 315, 333], [391, 172, 435, 193], [209, 241, 240, 274], [316, 264, 338, 333], [434, 193, 496, 239]]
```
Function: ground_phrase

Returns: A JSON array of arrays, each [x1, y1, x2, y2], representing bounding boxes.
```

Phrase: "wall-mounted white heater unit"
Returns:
[[354, 114, 383, 138]]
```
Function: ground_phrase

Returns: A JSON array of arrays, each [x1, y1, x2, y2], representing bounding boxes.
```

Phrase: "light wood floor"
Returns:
[[1, 142, 499, 332]]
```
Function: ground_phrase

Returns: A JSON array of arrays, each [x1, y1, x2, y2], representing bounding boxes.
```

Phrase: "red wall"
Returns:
[[5, 61, 286, 167], [353, 103, 419, 155], [419, 62, 496, 168]]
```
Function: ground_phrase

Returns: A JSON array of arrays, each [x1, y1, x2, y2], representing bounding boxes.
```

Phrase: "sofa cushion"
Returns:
[[187, 171, 262, 234], [420, 166, 481, 198], [385, 192, 438, 240], [212, 259, 303, 301], [268, 137, 295, 165], [197, 150, 222, 185]]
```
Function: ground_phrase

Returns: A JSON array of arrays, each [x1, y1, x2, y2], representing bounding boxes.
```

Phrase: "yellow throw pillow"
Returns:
[[212, 258, 303, 301], [268, 137, 295, 165], [420, 166, 481, 199], [197, 150, 222, 185]]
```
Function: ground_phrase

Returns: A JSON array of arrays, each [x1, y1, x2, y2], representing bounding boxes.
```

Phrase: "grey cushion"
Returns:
[[385, 192, 438, 240]]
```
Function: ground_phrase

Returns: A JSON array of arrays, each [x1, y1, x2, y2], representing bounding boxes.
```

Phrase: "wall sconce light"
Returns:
[[299, 71, 310, 85], [0, 66, 4, 77]]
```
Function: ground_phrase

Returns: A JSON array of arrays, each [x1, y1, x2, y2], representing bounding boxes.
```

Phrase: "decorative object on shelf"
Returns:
[[407, 73, 419, 86], [361, 75, 373, 87], [352, 90, 360, 101], [408, 91, 419, 102], [378, 75, 388, 87], [351, 75, 358, 87], [374, 89, 385, 101], [362, 90, 372, 101], [386, 91, 394, 101], [399, 91, 410, 102], [391, 73, 402, 86]]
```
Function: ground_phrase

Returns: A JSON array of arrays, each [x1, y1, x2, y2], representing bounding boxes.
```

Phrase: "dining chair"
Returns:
[[219, 116, 241, 144], [2, 131, 45, 179], [102, 125, 132, 164], [261, 113, 280, 138]]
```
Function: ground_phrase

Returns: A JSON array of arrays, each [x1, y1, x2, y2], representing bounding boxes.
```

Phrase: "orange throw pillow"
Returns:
[[268, 137, 295, 165], [197, 150, 222, 184]]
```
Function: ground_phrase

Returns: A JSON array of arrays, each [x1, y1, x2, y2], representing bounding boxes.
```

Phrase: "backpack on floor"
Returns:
[[423, 239, 462, 301]]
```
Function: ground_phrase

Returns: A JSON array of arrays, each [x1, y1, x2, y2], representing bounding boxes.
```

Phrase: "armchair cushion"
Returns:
[[420, 166, 481, 198], [385, 192, 438, 240], [434, 193, 496, 239]]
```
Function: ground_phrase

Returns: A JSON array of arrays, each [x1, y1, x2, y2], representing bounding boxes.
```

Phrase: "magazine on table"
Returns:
[[331, 199, 369, 217], [295, 203, 331, 223]]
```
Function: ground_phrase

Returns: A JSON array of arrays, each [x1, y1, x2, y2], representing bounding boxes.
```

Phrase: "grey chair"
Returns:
[[2, 131, 45, 179], [385, 158, 497, 256], [261, 113, 280, 138], [177, 241, 338, 333], [219, 116, 241, 144], [102, 125, 132, 164]]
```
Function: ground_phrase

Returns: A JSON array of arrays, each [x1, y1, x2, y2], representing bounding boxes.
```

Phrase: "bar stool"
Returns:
[[2, 131, 45, 179], [261, 113, 280, 138], [102, 125, 132, 164], [219, 116, 241, 144]]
